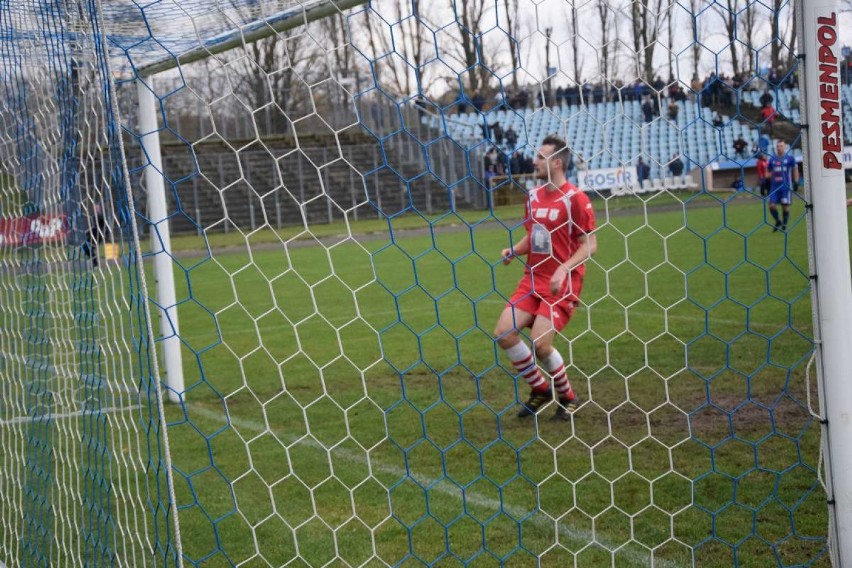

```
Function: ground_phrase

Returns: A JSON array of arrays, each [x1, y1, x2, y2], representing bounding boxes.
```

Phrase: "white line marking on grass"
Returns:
[[0, 405, 141, 427], [190, 404, 687, 568]]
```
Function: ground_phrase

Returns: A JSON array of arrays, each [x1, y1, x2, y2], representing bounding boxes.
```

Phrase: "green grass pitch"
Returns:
[[163, 193, 834, 567], [1, 192, 843, 567]]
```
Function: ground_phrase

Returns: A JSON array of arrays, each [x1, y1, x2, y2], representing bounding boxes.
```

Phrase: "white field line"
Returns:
[[0, 404, 141, 427], [190, 404, 688, 568]]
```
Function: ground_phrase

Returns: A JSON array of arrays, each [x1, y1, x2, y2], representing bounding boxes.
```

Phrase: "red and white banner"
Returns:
[[0, 215, 67, 247]]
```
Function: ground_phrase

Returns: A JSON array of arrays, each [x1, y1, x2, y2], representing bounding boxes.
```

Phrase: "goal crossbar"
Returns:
[[136, 0, 369, 77]]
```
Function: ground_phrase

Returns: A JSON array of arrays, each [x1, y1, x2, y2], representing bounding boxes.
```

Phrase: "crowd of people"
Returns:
[[455, 67, 797, 116], [466, 62, 810, 201], [484, 144, 591, 188]]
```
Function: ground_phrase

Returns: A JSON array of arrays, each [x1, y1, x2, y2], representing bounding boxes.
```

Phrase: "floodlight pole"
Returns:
[[137, 80, 184, 403], [798, 0, 852, 564]]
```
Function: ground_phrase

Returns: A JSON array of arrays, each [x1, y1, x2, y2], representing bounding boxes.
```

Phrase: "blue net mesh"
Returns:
[[1, 0, 844, 566]]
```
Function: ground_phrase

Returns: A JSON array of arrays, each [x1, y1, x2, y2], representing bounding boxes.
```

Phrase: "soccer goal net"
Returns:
[[0, 0, 849, 566]]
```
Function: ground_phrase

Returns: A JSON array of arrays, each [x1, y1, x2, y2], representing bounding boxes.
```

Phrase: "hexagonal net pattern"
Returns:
[[0, 0, 834, 567]]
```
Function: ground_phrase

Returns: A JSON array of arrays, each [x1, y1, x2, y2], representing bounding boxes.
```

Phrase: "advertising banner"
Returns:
[[579, 167, 637, 191], [0, 215, 67, 247]]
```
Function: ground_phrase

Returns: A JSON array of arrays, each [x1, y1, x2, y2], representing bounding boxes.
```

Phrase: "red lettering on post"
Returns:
[[816, 13, 841, 170]]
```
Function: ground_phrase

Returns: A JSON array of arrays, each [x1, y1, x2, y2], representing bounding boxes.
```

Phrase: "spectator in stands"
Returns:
[[517, 88, 530, 109], [496, 150, 509, 175], [642, 96, 654, 123], [556, 86, 566, 106], [753, 133, 771, 156], [756, 153, 770, 196], [712, 111, 724, 128], [472, 93, 485, 112], [789, 93, 800, 111], [491, 122, 504, 146], [636, 157, 651, 190], [667, 100, 679, 122], [730, 176, 745, 191], [582, 82, 593, 104], [733, 136, 749, 159], [456, 96, 468, 115], [760, 89, 774, 108], [567, 86, 580, 106], [505, 126, 518, 149], [768, 68, 780, 86], [484, 165, 497, 189], [510, 151, 523, 175], [690, 74, 703, 100], [760, 104, 777, 135], [632, 80, 644, 102], [484, 147, 497, 171], [667, 154, 685, 181]]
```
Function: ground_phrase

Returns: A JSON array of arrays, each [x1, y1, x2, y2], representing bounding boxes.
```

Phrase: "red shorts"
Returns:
[[506, 274, 580, 332]]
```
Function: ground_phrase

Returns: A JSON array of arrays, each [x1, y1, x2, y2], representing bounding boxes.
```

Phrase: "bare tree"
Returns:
[[397, 0, 429, 95], [359, 2, 436, 97], [322, 12, 355, 99], [544, 26, 554, 104], [596, 0, 615, 81], [631, 0, 663, 82], [689, 0, 704, 82], [664, 1, 674, 80], [568, 2, 582, 84], [786, 0, 797, 69], [770, 0, 784, 71], [738, 0, 759, 76], [715, 0, 741, 77], [502, 0, 520, 89], [454, 0, 492, 96]]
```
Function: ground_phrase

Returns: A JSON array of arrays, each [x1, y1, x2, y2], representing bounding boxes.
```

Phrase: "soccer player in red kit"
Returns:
[[493, 136, 597, 420]]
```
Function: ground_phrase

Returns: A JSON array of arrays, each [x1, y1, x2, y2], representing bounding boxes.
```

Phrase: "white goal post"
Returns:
[[798, 1, 852, 564]]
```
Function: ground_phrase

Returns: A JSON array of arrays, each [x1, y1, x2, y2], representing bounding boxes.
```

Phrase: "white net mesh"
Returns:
[[0, 0, 841, 566]]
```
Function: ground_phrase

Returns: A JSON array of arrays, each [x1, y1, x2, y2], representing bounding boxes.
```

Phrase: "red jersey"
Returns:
[[756, 157, 768, 178], [522, 182, 596, 300]]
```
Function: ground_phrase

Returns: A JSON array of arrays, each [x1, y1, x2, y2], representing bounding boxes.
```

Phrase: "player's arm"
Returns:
[[561, 233, 597, 272], [549, 233, 597, 294], [502, 235, 529, 265], [792, 161, 800, 188]]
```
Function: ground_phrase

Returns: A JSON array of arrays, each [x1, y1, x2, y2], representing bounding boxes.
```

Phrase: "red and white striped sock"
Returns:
[[542, 350, 574, 401], [504, 342, 548, 392]]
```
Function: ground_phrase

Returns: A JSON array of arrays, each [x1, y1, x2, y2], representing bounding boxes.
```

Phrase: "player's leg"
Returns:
[[530, 307, 579, 420], [494, 305, 549, 416], [781, 202, 790, 231], [768, 200, 781, 231]]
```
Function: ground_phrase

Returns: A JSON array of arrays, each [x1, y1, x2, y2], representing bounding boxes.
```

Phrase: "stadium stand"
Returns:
[[432, 85, 852, 186], [432, 98, 761, 179]]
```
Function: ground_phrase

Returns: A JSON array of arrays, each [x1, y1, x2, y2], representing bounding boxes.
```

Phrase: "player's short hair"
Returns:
[[540, 135, 571, 171]]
